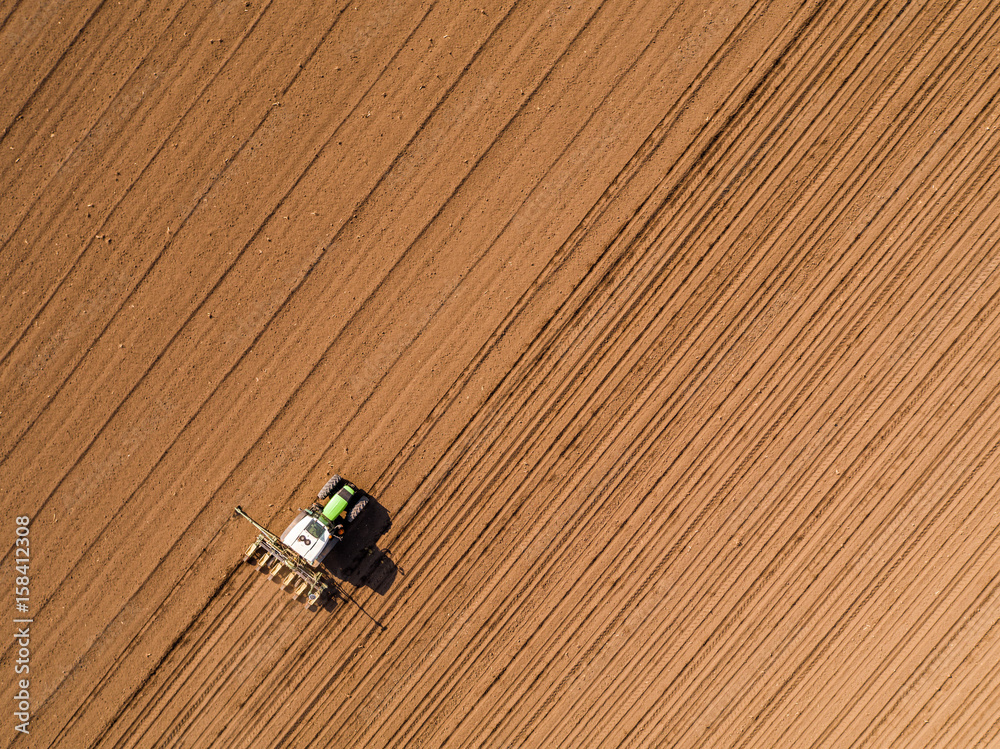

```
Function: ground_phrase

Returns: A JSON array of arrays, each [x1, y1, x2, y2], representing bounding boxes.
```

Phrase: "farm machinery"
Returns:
[[235, 475, 370, 606]]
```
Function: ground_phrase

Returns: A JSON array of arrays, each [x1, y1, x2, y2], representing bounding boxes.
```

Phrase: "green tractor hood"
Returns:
[[321, 484, 354, 523]]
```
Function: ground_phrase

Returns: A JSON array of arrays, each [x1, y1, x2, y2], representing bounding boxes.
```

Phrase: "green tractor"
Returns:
[[236, 475, 370, 606]]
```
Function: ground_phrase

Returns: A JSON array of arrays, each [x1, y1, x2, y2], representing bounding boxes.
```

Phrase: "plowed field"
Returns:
[[5, 0, 1000, 746]]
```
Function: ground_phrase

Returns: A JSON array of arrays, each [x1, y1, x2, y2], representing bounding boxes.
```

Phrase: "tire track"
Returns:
[[408, 4, 1000, 744], [0, 0, 106, 138], [310, 0, 952, 736]]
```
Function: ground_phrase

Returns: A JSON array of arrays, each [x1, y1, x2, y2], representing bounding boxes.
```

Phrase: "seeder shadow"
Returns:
[[322, 496, 397, 596]]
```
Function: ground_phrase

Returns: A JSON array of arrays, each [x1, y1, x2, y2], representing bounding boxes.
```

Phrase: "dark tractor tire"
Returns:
[[347, 496, 370, 523], [317, 474, 342, 500]]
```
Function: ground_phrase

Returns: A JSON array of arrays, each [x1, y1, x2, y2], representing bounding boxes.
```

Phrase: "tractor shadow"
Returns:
[[322, 495, 398, 596]]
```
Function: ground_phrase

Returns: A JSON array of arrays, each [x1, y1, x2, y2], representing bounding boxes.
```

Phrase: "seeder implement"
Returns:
[[237, 506, 330, 605]]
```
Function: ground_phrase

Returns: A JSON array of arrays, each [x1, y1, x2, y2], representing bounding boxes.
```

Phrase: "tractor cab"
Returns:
[[278, 477, 363, 566], [280, 510, 335, 565]]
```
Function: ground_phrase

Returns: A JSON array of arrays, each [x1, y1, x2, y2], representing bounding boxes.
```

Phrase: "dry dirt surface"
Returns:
[[4, 0, 1000, 746]]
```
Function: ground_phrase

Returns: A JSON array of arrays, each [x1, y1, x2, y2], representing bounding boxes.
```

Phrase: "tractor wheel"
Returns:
[[347, 496, 369, 523], [318, 474, 342, 500]]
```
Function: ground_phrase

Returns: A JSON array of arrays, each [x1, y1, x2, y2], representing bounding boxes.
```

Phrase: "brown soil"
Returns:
[[4, 0, 1000, 746]]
